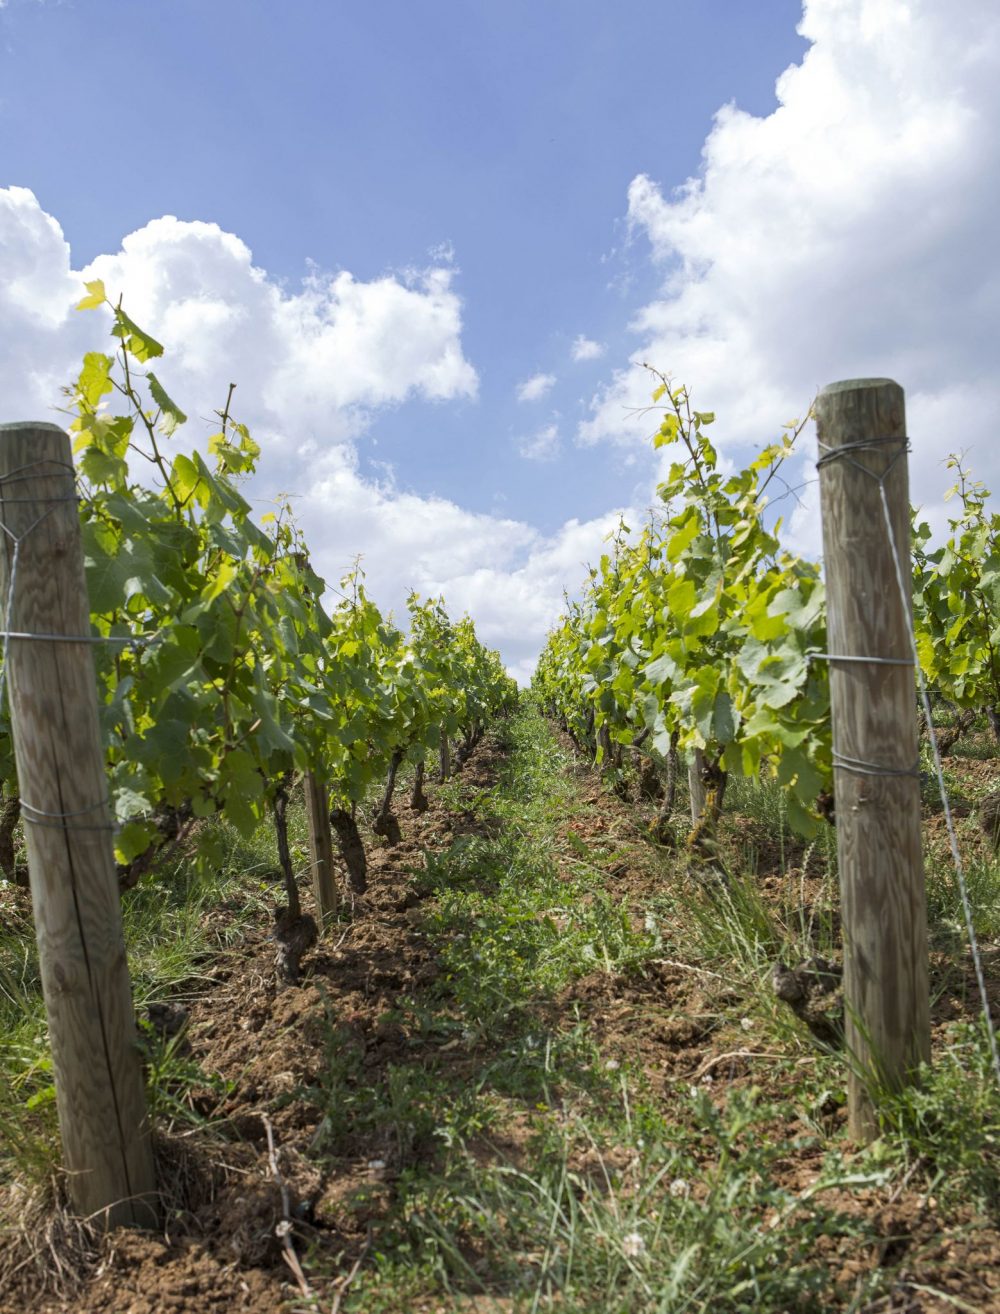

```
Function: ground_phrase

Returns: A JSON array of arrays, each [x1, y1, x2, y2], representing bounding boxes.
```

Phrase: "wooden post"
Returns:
[[688, 747, 706, 825], [304, 772, 338, 922], [815, 380, 930, 1141], [0, 423, 157, 1227]]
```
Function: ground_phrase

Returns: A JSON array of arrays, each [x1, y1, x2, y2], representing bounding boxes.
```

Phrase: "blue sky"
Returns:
[[2, 0, 998, 679], [0, 0, 805, 528]]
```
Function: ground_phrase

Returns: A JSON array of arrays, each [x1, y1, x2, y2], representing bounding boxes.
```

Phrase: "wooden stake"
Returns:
[[815, 380, 930, 1140], [688, 747, 706, 826], [304, 772, 338, 922], [0, 423, 157, 1227]]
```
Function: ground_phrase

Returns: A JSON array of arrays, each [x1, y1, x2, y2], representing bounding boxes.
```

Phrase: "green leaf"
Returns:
[[171, 453, 203, 505], [278, 614, 300, 657], [147, 372, 187, 435], [76, 352, 114, 407], [653, 414, 679, 448], [643, 652, 678, 688], [79, 447, 128, 487], [712, 690, 736, 743], [115, 820, 157, 864], [112, 307, 164, 361], [785, 794, 820, 839], [114, 788, 153, 822], [76, 279, 106, 311]]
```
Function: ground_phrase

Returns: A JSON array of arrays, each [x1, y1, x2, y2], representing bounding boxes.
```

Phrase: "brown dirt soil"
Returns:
[[0, 744, 509, 1314], [3, 727, 1000, 1312], [549, 731, 1000, 1313]]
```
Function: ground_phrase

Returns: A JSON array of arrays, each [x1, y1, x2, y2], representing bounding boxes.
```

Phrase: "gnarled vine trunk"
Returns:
[[933, 706, 976, 754], [651, 732, 680, 845], [330, 804, 368, 893], [637, 754, 663, 802], [372, 749, 404, 846], [272, 776, 317, 983], [410, 758, 429, 812]]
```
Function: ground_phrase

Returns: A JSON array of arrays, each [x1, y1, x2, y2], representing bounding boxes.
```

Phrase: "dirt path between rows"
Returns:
[[4, 722, 1000, 1313], [2, 738, 512, 1314]]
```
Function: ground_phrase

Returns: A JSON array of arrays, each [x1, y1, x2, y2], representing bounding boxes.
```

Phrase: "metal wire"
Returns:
[[832, 751, 921, 779], [20, 798, 115, 833], [0, 631, 139, 644], [812, 653, 914, 667]]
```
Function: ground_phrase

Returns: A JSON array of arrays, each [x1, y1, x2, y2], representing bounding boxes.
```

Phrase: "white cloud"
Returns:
[[0, 186, 615, 681], [291, 444, 627, 682], [571, 334, 604, 362], [516, 371, 556, 403], [79, 215, 478, 444], [427, 239, 456, 264], [580, 0, 1000, 535], [518, 422, 561, 462], [0, 192, 479, 445], [0, 186, 94, 424]]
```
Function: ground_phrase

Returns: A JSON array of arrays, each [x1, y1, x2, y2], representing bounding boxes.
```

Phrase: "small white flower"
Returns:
[[701, 1073, 714, 1085], [622, 1230, 645, 1258], [689, 1085, 700, 1099], [275, 1220, 292, 1237], [367, 1158, 386, 1172], [605, 1058, 620, 1071], [669, 1178, 690, 1198], [740, 1017, 754, 1032]]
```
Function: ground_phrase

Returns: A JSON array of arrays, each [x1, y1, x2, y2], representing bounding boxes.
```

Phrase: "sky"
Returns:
[[1, 0, 998, 683]]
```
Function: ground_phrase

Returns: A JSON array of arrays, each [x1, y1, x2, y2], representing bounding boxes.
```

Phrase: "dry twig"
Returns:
[[690, 1049, 788, 1081], [262, 1114, 313, 1301]]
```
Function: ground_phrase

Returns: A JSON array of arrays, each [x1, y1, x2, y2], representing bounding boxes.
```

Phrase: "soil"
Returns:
[[2, 732, 999, 1313]]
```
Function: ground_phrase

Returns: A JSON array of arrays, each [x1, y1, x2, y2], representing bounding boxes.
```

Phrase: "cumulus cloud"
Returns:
[[80, 215, 478, 445], [0, 190, 478, 445], [516, 371, 556, 403], [571, 335, 604, 362], [0, 186, 610, 680], [580, 0, 1000, 548], [293, 444, 627, 680], [518, 422, 561, 462], [0, 186, 95, 424]]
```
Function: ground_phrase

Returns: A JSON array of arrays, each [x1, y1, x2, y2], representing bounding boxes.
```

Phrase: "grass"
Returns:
[[0, 813, 283, 1195], [871, 1018, 1000, 1214], [296, 711, 907, 1311], [2, 705, 999, 1311]]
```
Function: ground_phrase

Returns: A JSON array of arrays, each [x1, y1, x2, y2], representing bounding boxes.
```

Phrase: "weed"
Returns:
[[869, 1019, 1000, 1215]]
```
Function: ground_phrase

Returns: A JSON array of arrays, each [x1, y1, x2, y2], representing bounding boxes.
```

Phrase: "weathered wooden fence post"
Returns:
[[688, 747, 706, 826], [304, 772, 338, 922], [0, 422, 158, 1227], [815, 380, 930, 1141]]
